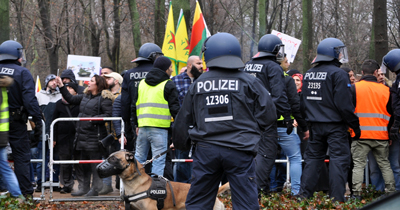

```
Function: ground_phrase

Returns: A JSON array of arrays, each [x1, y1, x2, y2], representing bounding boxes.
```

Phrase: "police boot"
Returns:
[[71, 189, 89, 196], [85, 189, 99, 196]]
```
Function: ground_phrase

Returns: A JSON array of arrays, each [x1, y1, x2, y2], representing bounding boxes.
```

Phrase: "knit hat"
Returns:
[[44, 74, 57, 89], [64, 82, 79, 93], [287, 69, 301, 76], [153, 56, 172, 71]]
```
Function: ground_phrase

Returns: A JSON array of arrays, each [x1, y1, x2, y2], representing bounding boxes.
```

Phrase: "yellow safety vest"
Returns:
[[136, 80, 171, 128], [0, 88, 9, 143]]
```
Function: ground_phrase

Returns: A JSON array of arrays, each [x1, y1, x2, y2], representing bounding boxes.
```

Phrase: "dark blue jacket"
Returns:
[[0, 61, 42, 123], [244, 57, 291, 121], [112, 95, 122, 137], [301, 61, 359, 129], [121, 62, 153, 123], [173, 67, 277, 153]]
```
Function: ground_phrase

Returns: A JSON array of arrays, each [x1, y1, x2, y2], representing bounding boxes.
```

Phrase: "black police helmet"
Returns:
[[256, 34, 284, 58], [132, 43, 163, 63], [381, 49, 400, 73], [312, 38, 347, 64], [0, 40, 24, 62], [202, 32, 244, 69], [44, 74, 57, 89], [120, 70, 128, 77]]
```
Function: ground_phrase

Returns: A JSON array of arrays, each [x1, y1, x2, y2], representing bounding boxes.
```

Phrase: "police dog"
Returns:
[[97, 150, 225, 210]]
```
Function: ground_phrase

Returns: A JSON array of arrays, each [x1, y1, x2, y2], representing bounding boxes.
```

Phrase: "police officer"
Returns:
[[121, 43, 163, 150], [0, 40, 42, 197], [244, 34, 293, 195], [299, 38, 360, 202], [383, 49, 400, 141], [173, 32, 276, 210]]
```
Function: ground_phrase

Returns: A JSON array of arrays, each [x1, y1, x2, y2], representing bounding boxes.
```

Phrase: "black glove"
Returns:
[[34, 121, 43, 144], [285, 119, 294, 135], [390, 120, 400, 141], [353, 126, 361, 140]]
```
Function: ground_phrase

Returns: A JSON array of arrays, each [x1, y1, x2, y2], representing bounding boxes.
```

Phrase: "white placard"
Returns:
[[271, 30, 301, 63], [67, 55, 101, 81]]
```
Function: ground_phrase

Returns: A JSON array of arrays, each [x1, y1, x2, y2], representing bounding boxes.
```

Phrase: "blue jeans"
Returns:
[[270, 150, 287, 192], [135, 127, 168, 176], [277, 127, 302, 195], [368, 139, 400, 191], [0, 147, 22, 197]]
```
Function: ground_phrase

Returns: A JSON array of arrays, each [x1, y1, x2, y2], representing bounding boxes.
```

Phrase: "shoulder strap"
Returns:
[[65, 105, 76, 127]]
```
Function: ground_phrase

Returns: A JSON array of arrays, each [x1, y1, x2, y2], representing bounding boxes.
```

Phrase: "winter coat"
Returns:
[[60, 86, 113, 151], [52, 99, 80, 154]]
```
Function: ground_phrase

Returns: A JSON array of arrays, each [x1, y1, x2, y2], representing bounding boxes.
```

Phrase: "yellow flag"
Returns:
[[35, 75, 42, 94], [175, 9, 189, 74], [162, 2, 177, 76]]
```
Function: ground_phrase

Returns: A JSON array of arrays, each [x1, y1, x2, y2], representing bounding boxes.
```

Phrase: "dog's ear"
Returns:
[[125, 152, 135, 162]]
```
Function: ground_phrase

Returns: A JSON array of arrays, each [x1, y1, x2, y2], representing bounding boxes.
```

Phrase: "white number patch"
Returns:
[[307, 82, 321, 89], [206, 94, 229, 106]]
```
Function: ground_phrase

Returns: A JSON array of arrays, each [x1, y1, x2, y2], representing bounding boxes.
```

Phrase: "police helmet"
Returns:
[[202, 32, 244, 69], [120, 69, 128, 77], [44, 74, 57, 89], [255, 34, 284, 59], [381, 49, 400, 73], [312, 38, 349, 64], [0, 40, 26, 63], [131, 43, 163, 63]]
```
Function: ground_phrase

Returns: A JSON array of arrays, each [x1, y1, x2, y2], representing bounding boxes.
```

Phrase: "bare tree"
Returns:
[[302, 0, 312, 72], [0, 0, 10, 42]]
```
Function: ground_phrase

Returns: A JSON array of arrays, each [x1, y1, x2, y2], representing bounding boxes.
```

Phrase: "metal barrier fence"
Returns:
[[31, 119, 46, 201], [49, 117, 125, 201]]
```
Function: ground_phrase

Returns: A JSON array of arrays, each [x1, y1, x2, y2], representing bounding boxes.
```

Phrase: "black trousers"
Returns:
[[255, 123, 278, 194], [74, 150, 103, 192], [9, 121, 33, 195], [300, 122, 350, 202]]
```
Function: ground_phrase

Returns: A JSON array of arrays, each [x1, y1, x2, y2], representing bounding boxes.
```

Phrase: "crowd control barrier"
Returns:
[[49, 117, 125, 202], [30, 119, 46, 200]]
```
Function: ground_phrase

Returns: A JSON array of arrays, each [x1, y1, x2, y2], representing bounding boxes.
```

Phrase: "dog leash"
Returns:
[[141, 148, 171, 168]]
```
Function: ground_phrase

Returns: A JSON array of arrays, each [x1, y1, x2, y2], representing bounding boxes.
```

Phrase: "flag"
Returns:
[[188, 1, 211, 57], [162, 2, 178, 76], [175, 9, 189, 73], [35, 75, 41, 94]]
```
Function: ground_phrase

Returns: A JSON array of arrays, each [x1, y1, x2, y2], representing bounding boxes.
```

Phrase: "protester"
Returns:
[[60, 69, 85, 94], [0, 40, 43, 197], [299, 38, 360, 202], [173, 32, 276, 209], [342, 67, 356, 84], [35, 74, 62, 191], [100, 66, 114, 76], [244, 34, 293, 195], [350, 59, 395, 199], [52, 82, 79, 194], [133, 56, 179, 177], [56, 75, 113, 196], [171, 55, 203, 183]]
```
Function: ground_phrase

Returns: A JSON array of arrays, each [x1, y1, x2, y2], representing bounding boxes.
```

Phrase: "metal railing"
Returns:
[[49, 117, 125, 201]]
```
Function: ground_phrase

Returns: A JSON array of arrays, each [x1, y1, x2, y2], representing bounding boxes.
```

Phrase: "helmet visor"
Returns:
[[275, 44, 285, 61], [380, 60, 387, 74], [18, 48, 26, 64], [336, 46, 348, 63]]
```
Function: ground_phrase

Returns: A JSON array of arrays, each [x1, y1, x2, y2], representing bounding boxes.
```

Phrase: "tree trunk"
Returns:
[[154, 0, 165, 47], [0, 0, 9, 43], [103, 0, 121, 71], [128, 0, 141, 56], [373, 0, 388, 66], [302, 0, 312, 72], [250, 0, 257, 58], [259, 0, 266, 37], [38, 0, 59, 75]]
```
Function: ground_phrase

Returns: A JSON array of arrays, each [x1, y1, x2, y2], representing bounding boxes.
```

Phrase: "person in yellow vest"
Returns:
[[0, 75, 23, 198], [350, 59, 395, 199], [133, 56, 179, 176]]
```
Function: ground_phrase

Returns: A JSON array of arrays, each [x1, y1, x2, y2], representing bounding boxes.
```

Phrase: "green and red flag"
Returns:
[[189, 1, 210, 57]]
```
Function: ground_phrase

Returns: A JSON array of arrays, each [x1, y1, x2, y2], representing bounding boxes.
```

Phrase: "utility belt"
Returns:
[[9, 107, 28, 123]]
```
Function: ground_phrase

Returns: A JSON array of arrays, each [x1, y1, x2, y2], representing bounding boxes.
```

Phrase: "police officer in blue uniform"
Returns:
[[382, 49, 400, 141], [244, 34, 293, 195], [0, 40, 42, 196], [173, 33, 277, 210], [299, 38, 360, 202], [121, 43, 163, 150]]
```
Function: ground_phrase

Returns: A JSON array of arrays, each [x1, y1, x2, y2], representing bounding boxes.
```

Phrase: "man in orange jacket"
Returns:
[[350, 59, 395, 199]]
